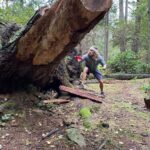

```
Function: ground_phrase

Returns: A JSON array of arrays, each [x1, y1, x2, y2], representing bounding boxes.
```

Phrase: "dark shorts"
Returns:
[[87, 69, 102, 80]]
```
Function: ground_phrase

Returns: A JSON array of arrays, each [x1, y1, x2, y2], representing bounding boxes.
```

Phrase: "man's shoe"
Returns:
[[81, 83, 87, 89], [100, 91, 105, 97]]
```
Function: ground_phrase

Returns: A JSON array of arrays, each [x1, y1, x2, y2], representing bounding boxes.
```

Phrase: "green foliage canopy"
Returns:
[[0, 2, 35, 25]]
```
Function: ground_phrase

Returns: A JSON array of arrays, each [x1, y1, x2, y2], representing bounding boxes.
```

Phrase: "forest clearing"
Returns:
[[0, 78, 150, 150], [0, 0, 150, 149]]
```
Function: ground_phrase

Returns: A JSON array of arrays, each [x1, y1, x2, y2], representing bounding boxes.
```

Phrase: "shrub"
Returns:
[[134, 63, 150, 74], [142, 83, 150, 93], [108, 51, 150, 74], [108, 51, 139, 73]]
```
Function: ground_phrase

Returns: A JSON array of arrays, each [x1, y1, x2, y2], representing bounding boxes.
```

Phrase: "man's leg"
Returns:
[[93, 70, 104, 95], [99, 80, 104, 94], [80, 67, 88, 88]]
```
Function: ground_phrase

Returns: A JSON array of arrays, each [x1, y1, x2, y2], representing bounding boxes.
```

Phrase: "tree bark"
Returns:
[[125, 0, 128, 23], [119, 0, 124, 21], [148, 0, 150, 63], [131, 0, 141, 53], [0, 0, 112, 91], [119, 0, 126, 52], [104, 12, 109, 62], [5, 0, 9, 8]]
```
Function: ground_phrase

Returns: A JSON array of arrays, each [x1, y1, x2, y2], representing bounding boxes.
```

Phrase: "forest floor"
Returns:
[[0, 78, 150, 150]]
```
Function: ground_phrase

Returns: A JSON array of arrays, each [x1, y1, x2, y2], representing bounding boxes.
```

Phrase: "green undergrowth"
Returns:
[[0, 101, 26, 126], [37, 102, 57, 111], [0, 101, 21, 116]]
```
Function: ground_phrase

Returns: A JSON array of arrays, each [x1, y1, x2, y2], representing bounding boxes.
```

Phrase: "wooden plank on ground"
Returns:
[[43, 99, 70, 104], [59, 85, 102, 103]]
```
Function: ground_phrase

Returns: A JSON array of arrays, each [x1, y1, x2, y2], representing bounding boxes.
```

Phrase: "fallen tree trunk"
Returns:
[[105, 74, 150, 80], [0, 0, 112, 92]]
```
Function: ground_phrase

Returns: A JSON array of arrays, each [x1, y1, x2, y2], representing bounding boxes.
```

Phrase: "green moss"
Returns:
[[79, 107, 92, 119]]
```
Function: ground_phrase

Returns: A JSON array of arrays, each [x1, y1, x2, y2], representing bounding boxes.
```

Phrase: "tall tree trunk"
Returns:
[[131, 0, 141, 53], [124, 0, 128, 50], [0, 0, 112, 91], [104, 12, 109, 62], [148, 0, 150, 63], [119, 0, 126, 52], [20, 0, 24, 7], [119, 0, 124, 20], [5, 0, 9, 8], [125, 0, 128, 23]]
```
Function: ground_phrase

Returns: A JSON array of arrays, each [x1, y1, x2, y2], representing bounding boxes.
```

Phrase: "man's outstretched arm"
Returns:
[[99, 56, 107, 69]]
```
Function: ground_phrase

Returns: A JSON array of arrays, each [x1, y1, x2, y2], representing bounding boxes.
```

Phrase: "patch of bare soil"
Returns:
[[0, 79, 150, 150]]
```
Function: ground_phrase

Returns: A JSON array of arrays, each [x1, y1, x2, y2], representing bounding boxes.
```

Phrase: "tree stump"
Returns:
[[144, 98, 150, 109]]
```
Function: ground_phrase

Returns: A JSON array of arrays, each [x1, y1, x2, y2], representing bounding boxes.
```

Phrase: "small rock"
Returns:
[[38, 122, 42, 126], [1, 133, 10, 139], [38, 95, 42, 100], [58, 135, 63, 139], [94, 134, 99, 137], [11, 120, 18, 127], [63, 118, 73, 126], [25, 139, 32, 146], [0, 122, 6, 127], [4, 98, 8, 101], [66, 128, 86, 147], [73, 80, 80, 85], [24, 127, 31, 134], [141, 133, 149, 137], [50, 145, 55, 148], [130, 124, 134, 127], [32, 109, 43, 114], [46, 140, 51, 145], [119, 141, 124, 145]]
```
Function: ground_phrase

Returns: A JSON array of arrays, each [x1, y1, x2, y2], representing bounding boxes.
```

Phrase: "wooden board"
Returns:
[[59, 85, 102, 103], [43, 99, 70, 104]]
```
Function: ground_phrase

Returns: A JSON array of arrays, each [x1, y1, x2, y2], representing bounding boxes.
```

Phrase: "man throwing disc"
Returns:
[[75, 46, 106, 96]]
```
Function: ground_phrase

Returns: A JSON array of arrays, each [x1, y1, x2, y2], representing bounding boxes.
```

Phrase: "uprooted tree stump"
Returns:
[[66, 46, 82, 80], [144, 91, 150, 109], [0, 0, 112, 92], [144, 98, 150, 109]]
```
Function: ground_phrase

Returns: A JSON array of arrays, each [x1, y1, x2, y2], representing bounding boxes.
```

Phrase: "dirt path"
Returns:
[[0, 79, 150, 150]]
